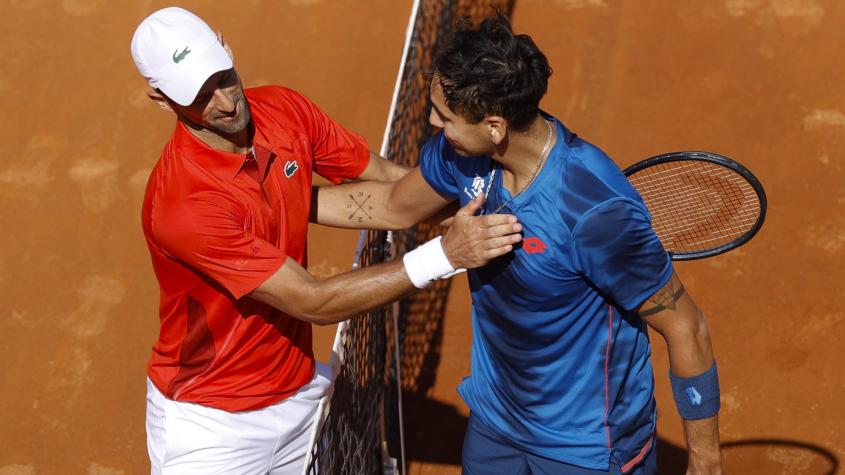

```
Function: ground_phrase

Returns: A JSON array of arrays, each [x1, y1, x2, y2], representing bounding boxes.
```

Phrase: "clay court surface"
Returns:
[[1, 0, 844, 474]]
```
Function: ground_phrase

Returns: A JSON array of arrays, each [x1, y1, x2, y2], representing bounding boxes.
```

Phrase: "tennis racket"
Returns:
[[623, 151, 767, 260]]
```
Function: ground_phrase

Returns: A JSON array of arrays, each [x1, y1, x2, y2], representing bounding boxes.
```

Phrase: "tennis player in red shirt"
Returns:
[[131, 7, 522, 474]]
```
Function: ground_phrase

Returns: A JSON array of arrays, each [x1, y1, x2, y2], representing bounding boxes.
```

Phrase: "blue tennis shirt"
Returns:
[[419, 116, 673, 471]]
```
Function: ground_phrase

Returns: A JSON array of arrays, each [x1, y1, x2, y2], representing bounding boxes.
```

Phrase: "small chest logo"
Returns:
[[284, 160, 299, 178], [463, 174, 486, 200], [523, 237, 548, 254]]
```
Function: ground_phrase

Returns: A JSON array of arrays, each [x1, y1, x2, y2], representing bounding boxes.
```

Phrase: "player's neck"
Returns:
[[494, 115, 556, 194]]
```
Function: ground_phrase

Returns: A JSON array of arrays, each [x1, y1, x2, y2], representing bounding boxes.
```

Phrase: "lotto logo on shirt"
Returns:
[[523, 237, 547, 254]]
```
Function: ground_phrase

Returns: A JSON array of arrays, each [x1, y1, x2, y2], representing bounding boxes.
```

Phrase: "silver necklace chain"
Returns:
[[484, 119, 554, 214]]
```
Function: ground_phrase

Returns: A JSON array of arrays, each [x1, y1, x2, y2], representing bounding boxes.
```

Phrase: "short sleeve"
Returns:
[[151, 191, 286, 299], [571, 198, 673, 310], [285, 89, 370, 183], [419, 133, 460, 199]]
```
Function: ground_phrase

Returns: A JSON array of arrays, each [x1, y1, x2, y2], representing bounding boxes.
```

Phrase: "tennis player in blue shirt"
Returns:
[[316, 14, 722, 475]]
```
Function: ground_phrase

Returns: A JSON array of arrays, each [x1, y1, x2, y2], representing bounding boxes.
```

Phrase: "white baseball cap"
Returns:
[[131, 7, 234, 106]]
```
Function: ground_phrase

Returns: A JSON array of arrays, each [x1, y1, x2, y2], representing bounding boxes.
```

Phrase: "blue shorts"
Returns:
[[461, 413, 657, 475]]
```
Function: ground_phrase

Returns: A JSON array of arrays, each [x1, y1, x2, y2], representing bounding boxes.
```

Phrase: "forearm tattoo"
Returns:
[[638, 277, 686, 317], [346, 191, 374, 222]]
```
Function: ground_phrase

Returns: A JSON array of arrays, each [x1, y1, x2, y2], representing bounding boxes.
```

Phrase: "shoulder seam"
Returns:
[[569, 197, 651, 271]]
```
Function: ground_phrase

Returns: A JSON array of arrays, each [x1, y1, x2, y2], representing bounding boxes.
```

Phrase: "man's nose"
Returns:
[[212, 89, 236, 112]]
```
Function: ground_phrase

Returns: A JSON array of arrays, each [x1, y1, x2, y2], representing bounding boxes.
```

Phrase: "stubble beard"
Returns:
[[210, 94, 251, 136]]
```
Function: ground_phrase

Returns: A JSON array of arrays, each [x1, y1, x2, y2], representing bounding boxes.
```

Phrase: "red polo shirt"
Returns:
[[142, 86, 369, 412]]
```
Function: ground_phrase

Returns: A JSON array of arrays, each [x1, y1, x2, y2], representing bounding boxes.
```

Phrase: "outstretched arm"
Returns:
[[311, 166, 453, 230], [351, 152, 411, 182], [638, 272, 723, 475], [253, 195, 521, 324]]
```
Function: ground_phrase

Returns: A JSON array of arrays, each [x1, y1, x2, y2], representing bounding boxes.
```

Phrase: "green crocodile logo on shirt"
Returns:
[[172, 46, 191, 64], [284, 160, 299, 178]]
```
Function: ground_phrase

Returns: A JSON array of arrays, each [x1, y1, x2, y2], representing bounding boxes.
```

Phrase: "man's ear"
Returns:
[[147, 89, 174, 112], [217, 31, 234, 60], [486, 116, 507, 145]]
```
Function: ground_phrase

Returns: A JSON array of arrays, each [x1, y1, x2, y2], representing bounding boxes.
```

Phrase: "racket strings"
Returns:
[[628, 161, 761, 253]]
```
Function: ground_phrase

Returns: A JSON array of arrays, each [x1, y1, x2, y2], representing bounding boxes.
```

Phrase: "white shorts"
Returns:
[[146, 363, 331, 475]]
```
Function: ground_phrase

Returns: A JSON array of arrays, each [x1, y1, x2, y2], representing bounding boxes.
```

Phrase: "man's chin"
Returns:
[[446, 140, 477, 157], [212, 112, 250, 136], [213, 122, 247, 136], [448, 142, 465, 155]]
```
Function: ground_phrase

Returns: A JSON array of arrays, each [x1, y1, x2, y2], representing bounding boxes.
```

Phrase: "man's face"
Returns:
[[172, 68, 250, 136], [428, 78, 493, 157]]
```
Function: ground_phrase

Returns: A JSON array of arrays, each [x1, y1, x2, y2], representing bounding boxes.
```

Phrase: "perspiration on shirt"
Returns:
[[419, 115, 673, 471], [142, 86, 370, 412]]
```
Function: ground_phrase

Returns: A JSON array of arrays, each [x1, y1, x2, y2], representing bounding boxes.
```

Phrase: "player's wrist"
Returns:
[[687, 452, 723, 475], [670, 361, 721, 420], [402, 236, 456, 288]]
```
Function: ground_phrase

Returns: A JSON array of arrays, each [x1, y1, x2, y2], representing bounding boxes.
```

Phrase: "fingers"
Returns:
[[484, 221, 522, 237], [455, 194, 486, 217], [441, 199, 524, 269], [482, 223, 522, 245], [479, 235, 522, 259], [484, 231, 523, 248], [460, 229, 523, 265], [486, 243, 514, 259], [479, 211, 518, 227], [453, 195, 520, 225]]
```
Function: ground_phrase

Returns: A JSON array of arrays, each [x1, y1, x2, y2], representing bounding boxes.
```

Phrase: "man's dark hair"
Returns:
[[433, 13, 552, 132]]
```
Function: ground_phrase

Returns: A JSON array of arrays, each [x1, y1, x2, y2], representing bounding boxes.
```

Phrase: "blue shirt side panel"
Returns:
[[558, 137, 672, 466]]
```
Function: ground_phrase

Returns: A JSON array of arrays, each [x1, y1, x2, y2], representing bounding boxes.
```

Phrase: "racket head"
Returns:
[[623, 151, 767, 260]]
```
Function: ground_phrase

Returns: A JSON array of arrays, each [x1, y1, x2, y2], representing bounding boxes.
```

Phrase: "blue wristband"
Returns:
[[669, 361, 720, 420]]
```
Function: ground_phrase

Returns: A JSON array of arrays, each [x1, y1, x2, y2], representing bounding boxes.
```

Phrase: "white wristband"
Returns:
[[441, 268, 466, 279], [402, 236, 456, 288]]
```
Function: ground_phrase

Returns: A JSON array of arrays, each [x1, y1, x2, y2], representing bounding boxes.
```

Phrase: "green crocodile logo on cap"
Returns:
[[172, 46, 191, 64]]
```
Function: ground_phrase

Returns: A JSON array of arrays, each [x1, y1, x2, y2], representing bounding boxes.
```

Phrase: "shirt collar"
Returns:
[[171, 93, 294, 182], [240, 143, 274, 182]]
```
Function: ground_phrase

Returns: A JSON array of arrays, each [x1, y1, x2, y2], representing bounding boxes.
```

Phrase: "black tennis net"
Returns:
[[305, 1, 514, 474]]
